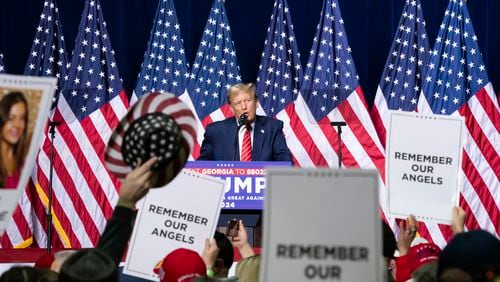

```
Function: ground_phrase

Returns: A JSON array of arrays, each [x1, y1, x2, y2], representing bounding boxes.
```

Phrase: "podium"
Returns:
[[185, 161, 291, 247]]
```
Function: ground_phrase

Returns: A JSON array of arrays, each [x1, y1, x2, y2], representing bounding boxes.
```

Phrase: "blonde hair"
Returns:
[[235, 255, 260, 282], [227, 83, 257, 104]]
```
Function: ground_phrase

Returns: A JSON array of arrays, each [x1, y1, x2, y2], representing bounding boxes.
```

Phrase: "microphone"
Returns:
[[48, 121, 61, 135], [330, 121, 346, 126], [234, 114, 248, 161], [238, 114, 248, 128]]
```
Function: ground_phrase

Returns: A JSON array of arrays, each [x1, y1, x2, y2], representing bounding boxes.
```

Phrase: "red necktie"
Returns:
[[240, 125, 252, 161]]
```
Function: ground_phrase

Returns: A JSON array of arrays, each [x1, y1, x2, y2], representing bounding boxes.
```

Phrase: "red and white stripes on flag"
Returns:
[[418, 83, 499, 246], [371, 0, 430, 148], [0, 0, 71, 248], [186, 0, 241, 159], [30, 0, 130, 248], [416, 0, 499, 247]]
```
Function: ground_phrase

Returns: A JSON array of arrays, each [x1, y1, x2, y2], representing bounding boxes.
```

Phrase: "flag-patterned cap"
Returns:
[[122, 113, 182, 171], [105, 92, 197, 187]]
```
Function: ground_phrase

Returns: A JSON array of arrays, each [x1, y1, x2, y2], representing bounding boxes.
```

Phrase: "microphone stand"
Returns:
[[47, 121, 60, 253], [233, 115, 247, 161], [330, 121, 346, 168]]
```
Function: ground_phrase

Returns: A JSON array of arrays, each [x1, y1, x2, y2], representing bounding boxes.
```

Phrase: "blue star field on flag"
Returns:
[[187, 0, 241, 120], [300, 0, 359, 122], [421, 0, 490, 115], [378, 0, 429, 111], [62, 0, 123, 121], [134, 0, 188, 97], [24, 0, 69, 110], [0, 53, 4, 73], [255, 0, 303, 116]]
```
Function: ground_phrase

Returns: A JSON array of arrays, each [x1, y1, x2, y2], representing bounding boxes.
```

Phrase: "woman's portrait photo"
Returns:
[[0, 89, 40, 189]]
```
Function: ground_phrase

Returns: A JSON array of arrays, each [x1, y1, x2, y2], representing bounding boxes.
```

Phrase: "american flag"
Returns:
[[418, 0, 499, 245], [371, 0, 429, 147], [255, 0, 309, 166], [0, 53, 5, 73], [24, 0, 69, 110], [133, 0, 202, 160], [134, 0, 189, 98], [187, 0, 241, 159], [369, 0, 432, 240], [0, 0, 69, 248], [30, 0, 128, 248], [298, 0, 385, 175]]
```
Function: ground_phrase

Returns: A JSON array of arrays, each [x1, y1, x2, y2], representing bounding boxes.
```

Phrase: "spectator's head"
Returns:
[[159, 248, 206, 282], [51, 250, 77, 273], [34, 253, 55, 270], [58, 249, 118, 282], [0, 266, 57, 282], [213, 231, 234, 278], [382, 221, 397, 261], [227, 83, 258, 123], [411, 261, 438, 282], [235, 255, 260, 282], [438, 230, 500, 280], [396, 243, 441, 282]]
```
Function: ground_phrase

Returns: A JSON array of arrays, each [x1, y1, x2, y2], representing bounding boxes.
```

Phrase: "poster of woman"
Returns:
[[0, 74, 55, 235]]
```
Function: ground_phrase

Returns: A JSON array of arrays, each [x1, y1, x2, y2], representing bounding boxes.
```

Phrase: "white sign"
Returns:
[[386, 111, 464, 224], [123, 170, 225, 281], [0, 74, 55, 235], [261, 168, 383, 282]]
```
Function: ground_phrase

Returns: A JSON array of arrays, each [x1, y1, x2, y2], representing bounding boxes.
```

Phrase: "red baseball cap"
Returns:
[[158, 248, 206, 282], [34, 253, 55, 269], [395, 242, 441, 282]]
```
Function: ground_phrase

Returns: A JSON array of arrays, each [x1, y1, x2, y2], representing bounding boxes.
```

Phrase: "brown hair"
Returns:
[[235, 255, 260, 282], [227, 83, 257, 104], [0, 92, 29, 183]]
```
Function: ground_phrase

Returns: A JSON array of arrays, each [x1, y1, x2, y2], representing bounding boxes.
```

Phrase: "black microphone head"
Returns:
[[238, 114, 248, 126]]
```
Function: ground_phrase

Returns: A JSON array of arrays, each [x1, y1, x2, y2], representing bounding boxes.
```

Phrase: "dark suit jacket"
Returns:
[[198, 115, 293, 162]]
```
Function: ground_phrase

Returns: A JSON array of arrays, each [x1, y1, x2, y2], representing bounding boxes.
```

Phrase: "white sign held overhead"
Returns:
[[386, 111, 464, 224], [261, 168, 383, 282], [123, 170, 225, 281], [0, 74, 55, 235]]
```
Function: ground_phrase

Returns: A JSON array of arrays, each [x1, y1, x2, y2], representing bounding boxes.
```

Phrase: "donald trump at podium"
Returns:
[[198, 83, 293, 163]]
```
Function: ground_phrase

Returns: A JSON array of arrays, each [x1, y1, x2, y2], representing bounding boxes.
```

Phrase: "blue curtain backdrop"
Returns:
[[1, 0, 498, 107]]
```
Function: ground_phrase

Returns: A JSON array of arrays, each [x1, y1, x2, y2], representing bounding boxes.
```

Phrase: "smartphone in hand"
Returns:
[[226, 220, 239, 237]]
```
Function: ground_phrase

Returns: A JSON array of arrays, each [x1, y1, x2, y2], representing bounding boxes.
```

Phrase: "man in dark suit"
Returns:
[[198, 83, 292, 162]]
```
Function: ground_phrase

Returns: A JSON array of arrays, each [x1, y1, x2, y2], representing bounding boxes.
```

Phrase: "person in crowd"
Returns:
[[438, 230, 500, 281], [58, 249, 116, 282], [96, 157, 157, 265], [0, 92, 29, 188], [158, 248, 208, 282], [198, 83, 292, 162], [0, 266, 57, 282], [58, 92, 196, 281], [50, 250, 77, 273], [212, 231, 234, 279], [230, 220, 255, 260], [382, 220, 397, 282], [58, 157, 157, 282], [235, 255, 260, 282], [201, 220, 254, 281], [391, 207, 469, 282], [34, 253, 55, 270]]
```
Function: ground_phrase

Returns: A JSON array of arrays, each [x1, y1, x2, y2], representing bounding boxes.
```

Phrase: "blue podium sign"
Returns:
[[185, 161, 292, 210]]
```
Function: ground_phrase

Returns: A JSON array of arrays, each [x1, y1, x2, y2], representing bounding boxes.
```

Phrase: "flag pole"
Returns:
[[46, 121, 60, 253]]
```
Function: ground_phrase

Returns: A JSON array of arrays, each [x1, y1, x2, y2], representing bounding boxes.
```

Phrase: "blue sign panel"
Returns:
[[185, 161, 291, 210]]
